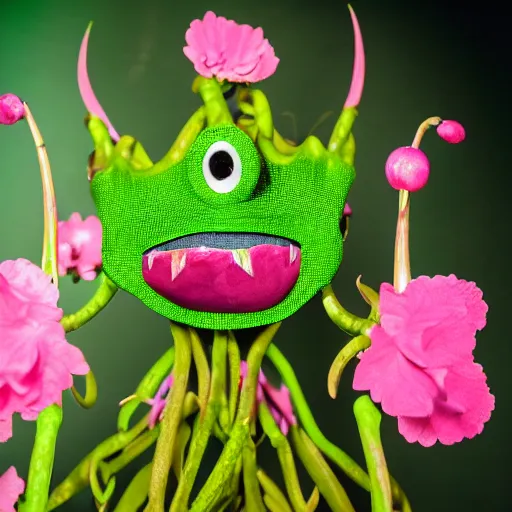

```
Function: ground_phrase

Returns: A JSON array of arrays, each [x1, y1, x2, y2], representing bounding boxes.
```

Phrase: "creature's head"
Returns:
[[80, 9, 365, 330]]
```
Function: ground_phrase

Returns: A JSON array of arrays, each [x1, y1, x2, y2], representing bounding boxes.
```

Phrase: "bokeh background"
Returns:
[[0, 0, 509, 510]]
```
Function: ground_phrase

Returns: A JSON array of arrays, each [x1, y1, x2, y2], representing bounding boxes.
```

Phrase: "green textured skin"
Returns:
[[91, 124, 354, 330]]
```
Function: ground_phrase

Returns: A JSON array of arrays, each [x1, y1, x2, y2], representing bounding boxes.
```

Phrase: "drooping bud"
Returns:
[[436, 120, 465, 144], [0, 93, 25, 125]]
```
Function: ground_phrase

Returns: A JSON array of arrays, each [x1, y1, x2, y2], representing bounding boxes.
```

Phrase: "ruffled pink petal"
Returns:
[[0, 466, 25, 511], [353, 327, 437, 417], [398, 362, 494, 446], [0, 416, 13, 442], [0, 259, 59, 308], [183, 12, 278, 83]]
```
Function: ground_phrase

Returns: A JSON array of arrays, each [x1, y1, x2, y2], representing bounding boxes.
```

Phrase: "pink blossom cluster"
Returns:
[[58, 212, 103, 281], [183, 11, 279, 83], [0, 259, 89, 442], [353, 275, 494, 446]]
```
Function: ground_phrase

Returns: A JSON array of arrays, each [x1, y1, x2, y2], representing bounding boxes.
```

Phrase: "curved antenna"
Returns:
[[344, 5, 365, 108], [78, 22, 120, 142]]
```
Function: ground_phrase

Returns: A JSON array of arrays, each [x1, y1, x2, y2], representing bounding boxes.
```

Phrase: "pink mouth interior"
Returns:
[[142, 244, 301, 313]]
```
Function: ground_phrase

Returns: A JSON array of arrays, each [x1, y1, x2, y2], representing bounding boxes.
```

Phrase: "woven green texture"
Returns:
[[91, 124, 354, 329]]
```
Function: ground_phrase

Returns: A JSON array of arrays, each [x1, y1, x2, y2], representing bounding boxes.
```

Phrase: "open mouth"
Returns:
[[142, 233, 301, 313]]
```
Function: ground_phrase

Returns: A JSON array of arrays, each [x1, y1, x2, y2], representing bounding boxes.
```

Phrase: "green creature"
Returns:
[[86, 50, 355, 330], [11, 7, 412, 512]]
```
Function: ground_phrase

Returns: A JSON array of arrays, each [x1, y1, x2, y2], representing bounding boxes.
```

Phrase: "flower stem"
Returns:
[[290, 426, 355, 512], [19, 405, 63, 512], [393, 116, 442, 293], [242, 437, 266, 512], [170, 331, 227, 510], [258, 402, 308, 510], [190, 323, 281, 512], [61, 272, 118, 333], [22, 102, 59, 285], [265, 343, 371, 491], [145, 322, 192, 512], [393, 190, 411, 293], [353, 396, 393, 512]]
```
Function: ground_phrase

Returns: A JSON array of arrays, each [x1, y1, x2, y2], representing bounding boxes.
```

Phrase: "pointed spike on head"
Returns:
[[78, 22, 120, 142], [344, 5, 365, 109]]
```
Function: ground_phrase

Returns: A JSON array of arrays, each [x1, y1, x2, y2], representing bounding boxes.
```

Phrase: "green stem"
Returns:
[[227, 331, 241, 427], [266, 343, 370, 490], [19, 405, 63, 512], [190, 328, 210, 415], [256, 469, 293, 512], [328, 335, 371, 399], [290, 426, 355, 512], [145, 322, 192, 511], [61, 272, 118, 333], [353, 397, 393, 512], [118, 347, 175, 432], [258, 403, 307, 511], [190, 323, 281, 512], [322, 284, 375, 336], [71, 369, 98, 409], [170, 331, 227, 511], [242, 438, 266, 512], [113, 463, 153, 512]]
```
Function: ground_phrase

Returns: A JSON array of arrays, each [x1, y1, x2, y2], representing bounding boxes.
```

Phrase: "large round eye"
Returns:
[[202, 141, 242, 194]]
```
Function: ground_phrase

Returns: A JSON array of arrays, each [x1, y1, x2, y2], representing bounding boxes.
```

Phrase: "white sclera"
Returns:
[[202, 141, 242, 194]]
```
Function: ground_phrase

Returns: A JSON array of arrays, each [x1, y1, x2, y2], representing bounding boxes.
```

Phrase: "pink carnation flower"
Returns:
[[0, 259, 89, 442], [183, 11, 279, 83], [353, 275, 494, 446], [0, 466, 25, 512], [58, 212, 102, 281], [240, 361, 297, 435]]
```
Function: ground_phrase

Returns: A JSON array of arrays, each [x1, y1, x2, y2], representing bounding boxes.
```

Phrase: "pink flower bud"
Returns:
[[343, 203, 352, 216], [385, 146, 430, 192], [436, 120, 465, 144], [0, 94, 25, 125]]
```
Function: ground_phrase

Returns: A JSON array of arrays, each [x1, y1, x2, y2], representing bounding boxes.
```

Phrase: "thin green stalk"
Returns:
[[190, 327, 210, 414], [190, 323, 281, 512], [61, 272, 118, 333], [257, 469, 293, 512], [322, 284, 375, 336], [353, 397, 393, 512], [290, 426, 355, 512], [71, 369, 98, 409], [170, 331, 228, 510], [258, 403, 307, 511], [227, 331, 241, 427], [19, 405, 63, 512], [145, 322, 192, 512], [265, 343, 370, 490], [242, 438, 266, 512], [48, 415, 151, 510], [118, 347, 175, 432], [113, 463, 153, 512]]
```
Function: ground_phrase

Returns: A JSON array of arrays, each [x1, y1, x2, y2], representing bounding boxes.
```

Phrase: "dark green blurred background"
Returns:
[[0, 0, 509, 510]]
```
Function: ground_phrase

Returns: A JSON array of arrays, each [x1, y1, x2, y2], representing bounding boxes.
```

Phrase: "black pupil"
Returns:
[[209, 150, 234, 180]]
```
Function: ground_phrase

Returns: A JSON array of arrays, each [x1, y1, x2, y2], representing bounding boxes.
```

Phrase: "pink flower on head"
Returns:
[[353, 275, 494, 447], [0, 94, 25, 125], [0, 259, 89, 442], [183, 11, 279, 83], [0, 466, 25, 512], [58, 213, 102, 281], [240, 361, 296, 435]]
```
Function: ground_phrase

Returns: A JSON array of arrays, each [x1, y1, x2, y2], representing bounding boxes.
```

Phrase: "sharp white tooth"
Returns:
[[171, 251, 187, 281], [232, 248, 254, 277], [148, 250, 158, 270], [289, 245, 298, 264]]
